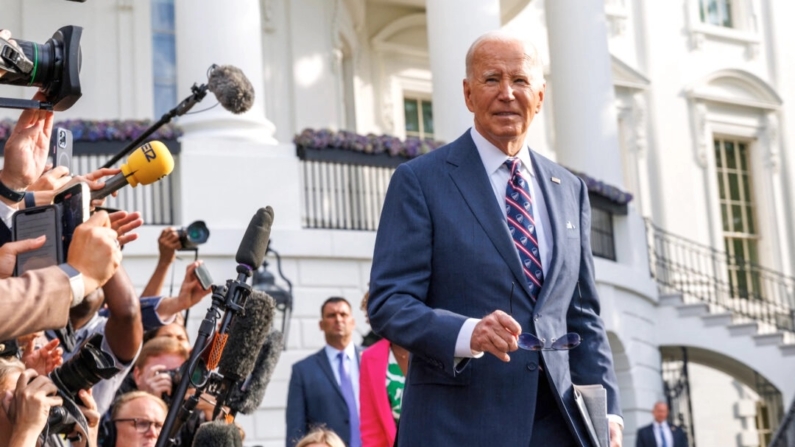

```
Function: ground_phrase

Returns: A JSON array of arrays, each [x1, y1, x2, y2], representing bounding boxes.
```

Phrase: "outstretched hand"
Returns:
[[0, 92, 54, 194]]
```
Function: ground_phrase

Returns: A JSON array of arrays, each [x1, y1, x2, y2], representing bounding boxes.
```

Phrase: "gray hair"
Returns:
[[465, 30, 545, 91]]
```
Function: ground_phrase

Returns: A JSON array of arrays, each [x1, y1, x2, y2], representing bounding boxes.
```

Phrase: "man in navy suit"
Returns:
[[286, 297, 362, 447], [636, 402, 689, 447], [368, 31, 622, 446]]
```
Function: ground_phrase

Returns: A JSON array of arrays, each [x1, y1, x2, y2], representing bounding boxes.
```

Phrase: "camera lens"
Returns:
[[178, 220, 210, 250], [49, 333, 120, 401]]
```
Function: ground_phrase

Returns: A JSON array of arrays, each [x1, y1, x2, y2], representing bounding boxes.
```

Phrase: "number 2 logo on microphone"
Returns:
[[143, 144, 157, 162]]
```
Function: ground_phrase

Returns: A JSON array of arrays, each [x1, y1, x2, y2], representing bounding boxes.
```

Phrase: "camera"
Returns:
[[0, 26, 82, 111], [159, 361, 208, 405], [46, 333, 120, 436], [178, 220, 210, 250]]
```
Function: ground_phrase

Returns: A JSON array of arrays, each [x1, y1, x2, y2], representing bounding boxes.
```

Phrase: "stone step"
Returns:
[[701, 312, 733, 327], [659, 294, 684, 307], [780, 344, 795, 356], [753, 332, 785, 346], [728, 321, 759, 337], [676, 303, 710, 317]]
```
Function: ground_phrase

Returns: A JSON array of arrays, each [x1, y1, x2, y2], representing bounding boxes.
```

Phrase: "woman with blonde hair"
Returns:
[[295, 427, 346, 447]]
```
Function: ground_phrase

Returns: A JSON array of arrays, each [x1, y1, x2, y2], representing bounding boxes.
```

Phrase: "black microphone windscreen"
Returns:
[[207, 65, 255, 114], [192, 421, 242, 447], [217, 291, 275, 382], [228, 330, 283, 415], [235, 207, 273, 269]]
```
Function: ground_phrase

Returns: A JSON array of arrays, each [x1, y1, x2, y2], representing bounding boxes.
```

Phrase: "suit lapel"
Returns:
[[446, 134, 535, 300], [315, 349, 345, 401], [530, 152, 566, 310]]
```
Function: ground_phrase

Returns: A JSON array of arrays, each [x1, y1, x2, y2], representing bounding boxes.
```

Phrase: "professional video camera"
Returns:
[[0, 26, 82, 111], [45, 333, 120, 439]]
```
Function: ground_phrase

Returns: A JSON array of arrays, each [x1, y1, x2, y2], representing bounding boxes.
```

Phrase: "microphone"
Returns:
[[216, 291, 275, 384], [191, 421, 242, 447], [227, 330, 283, 415], [235, 206, 274, 271], [91, 141, 174, 201], [207, 65, 255, 115]]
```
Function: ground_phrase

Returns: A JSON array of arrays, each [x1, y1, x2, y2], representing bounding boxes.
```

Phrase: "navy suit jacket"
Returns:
[[285, 347, 362, 447], [368, 131, 620, 447], [636, 423, 689, 447]]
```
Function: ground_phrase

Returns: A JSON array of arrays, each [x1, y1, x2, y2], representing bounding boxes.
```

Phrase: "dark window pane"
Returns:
[[739, 142, 748, 171], [732, 204, 743, 232], [723, 0, 733, 27], [728, 173, 740, 201], [715, 140, 723, 167], [721, 204, 729, 231], [742, 174, 751, 201], [718, 174, 725, 199], [421, 100, 434, 136], [404, 99, 419, 133], [725, 141, 736, 169], [747, 206, 755, 234]]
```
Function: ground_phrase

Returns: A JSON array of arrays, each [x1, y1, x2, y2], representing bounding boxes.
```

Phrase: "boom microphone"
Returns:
[[191, 421, 242, 447], [91, 141, 174, 200], [227, 331, 283, 415], [207, 65, 255, 115], [235, 207, 274, 270], [216, 291, 275, 383]]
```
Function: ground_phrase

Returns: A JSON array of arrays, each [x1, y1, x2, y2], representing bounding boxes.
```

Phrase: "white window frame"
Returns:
[[686, 0, 760, 56]]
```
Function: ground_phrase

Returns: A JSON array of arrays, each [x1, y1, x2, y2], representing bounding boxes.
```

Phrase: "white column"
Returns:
[[426, 0, 501, 144], [545, 0, 624, 187], [174, 0, 276, 143]]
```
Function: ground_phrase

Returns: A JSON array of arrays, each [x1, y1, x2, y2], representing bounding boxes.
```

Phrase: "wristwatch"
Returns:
[[0, 177, 25, 203], [58, 263, 85, 307]]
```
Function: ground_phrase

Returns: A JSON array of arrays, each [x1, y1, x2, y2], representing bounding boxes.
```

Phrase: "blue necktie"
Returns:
[[504, 158, 544, 302], [658, 424, 668, 447], [337, 352, 361, 447]]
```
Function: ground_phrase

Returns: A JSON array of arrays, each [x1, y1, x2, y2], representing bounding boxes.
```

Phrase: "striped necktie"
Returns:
[[504, 158, 544, 301]]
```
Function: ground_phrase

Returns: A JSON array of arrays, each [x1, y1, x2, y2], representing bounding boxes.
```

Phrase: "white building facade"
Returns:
[[2, 0, 795, 446]]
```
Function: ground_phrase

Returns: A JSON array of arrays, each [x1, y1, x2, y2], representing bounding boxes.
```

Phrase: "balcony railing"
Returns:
[[646, 220, 795, 334]]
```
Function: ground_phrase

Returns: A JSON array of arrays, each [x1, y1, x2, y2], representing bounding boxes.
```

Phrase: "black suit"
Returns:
[[636, 423, 689, 447]]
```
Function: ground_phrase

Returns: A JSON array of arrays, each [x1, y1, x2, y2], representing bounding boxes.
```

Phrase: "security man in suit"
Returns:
[[636, 402, 689, 447], [286, 297, 362, 447], [368, 31, 623, 446]]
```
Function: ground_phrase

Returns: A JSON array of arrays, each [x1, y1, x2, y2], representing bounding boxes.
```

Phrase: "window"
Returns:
[[404, 97, 434, 140], [151, 0, 177, 118], [714, 138, 761, 299], [699, 0, 733, 28], [590, 207, 616, 261]]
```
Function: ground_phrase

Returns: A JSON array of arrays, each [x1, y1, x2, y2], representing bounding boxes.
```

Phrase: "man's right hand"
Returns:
[[137, 364, 174, 397], [67, 211, 122, 295], [0, 92, 54, 196], [157, 227, 181, 263], [470, 310, 521, 362]]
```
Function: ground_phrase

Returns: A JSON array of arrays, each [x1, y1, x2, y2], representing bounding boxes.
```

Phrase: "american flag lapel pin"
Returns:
[[566, 221, 575, 229], [551, 177, 561, 184]]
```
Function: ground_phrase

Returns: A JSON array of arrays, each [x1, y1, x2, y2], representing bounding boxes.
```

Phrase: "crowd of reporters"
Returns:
[[0, 30, 225, 445]]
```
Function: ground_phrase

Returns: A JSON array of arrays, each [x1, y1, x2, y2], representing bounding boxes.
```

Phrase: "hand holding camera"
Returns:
[[1, 369, 63, 445], [137, 364, 177, 398]]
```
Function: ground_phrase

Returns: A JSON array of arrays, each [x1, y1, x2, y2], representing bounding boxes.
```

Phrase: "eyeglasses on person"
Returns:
[[112, 418, 164, 434], [508, 282, 582, 351]]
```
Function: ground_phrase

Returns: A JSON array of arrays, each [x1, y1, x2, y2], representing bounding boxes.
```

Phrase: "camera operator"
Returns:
[[0, 358, 100, 447]]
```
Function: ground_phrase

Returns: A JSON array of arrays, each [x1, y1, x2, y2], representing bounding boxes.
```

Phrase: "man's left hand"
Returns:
[[0, 93, 54, 194], [609, 421, 623, 447]]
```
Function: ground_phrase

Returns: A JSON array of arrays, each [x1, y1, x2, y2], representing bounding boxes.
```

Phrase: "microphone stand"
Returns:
[[155, 265, 253, 447], [101, 82, 208, 169]]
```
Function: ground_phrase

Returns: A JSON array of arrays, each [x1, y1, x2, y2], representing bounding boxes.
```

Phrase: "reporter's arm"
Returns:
[[102, 265, 143, 363], [153, 261, 210, 321], [0, 266, 72, 340], [141, 227, 181, 297]]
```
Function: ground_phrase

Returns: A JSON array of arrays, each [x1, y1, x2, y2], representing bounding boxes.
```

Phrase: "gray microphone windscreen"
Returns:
[[217, 291, 275, 382], [207, 65, 255, 114], [192, 421, 242, 447], [235, 207, 273, 270], [228, 330, 283, 415]]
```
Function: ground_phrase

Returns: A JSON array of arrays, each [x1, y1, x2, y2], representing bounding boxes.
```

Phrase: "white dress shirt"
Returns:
[[324, 343, 360, 413]]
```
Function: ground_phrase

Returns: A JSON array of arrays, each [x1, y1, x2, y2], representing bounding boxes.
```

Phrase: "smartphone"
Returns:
[[194, 263, 213, 290], [53, 182, 90, 260], [13, 205, 62, 276], [51, 127, 73, 171]]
